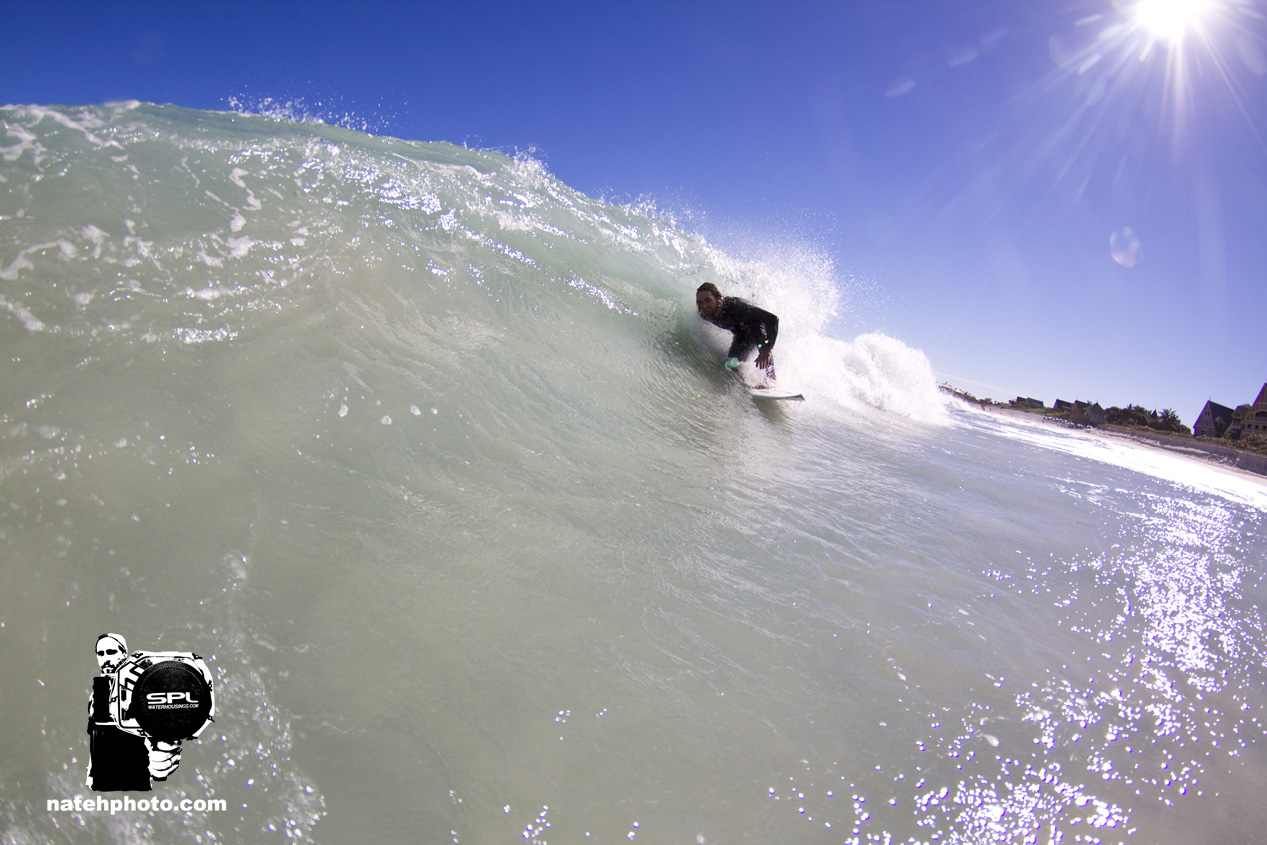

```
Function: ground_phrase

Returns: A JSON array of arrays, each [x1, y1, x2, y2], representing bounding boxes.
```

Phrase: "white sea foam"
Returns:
[[2, 103, 1263, 845], [687, 235, 945, 421], [0, 294, 45, 331]]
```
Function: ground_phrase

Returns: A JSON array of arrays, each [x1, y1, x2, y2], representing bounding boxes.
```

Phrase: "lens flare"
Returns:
[[1110, 227, 1143, 267], [1135, 0, 1210, 44]]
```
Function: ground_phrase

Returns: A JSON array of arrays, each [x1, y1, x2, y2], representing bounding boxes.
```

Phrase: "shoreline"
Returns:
[[974, 404, 1267, 484]]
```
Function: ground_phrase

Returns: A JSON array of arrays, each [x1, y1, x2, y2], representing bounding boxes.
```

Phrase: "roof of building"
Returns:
[[1199, 400, 1235, 420]]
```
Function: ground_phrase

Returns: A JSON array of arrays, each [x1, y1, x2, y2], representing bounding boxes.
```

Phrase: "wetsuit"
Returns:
[[702, 297, 779, 362]]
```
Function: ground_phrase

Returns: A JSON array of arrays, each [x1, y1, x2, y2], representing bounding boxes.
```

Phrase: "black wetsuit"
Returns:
[[702, 297, 779, 361]]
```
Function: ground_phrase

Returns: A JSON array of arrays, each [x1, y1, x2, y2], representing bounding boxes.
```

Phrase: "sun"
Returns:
[[1134, 0, 1211, 44]]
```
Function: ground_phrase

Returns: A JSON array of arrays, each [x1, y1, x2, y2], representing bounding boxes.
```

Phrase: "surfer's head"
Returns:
[[696, 283, 723, 319]]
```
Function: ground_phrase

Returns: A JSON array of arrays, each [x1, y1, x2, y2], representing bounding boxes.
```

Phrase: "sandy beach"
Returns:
[[974, 403, 1267, 484]]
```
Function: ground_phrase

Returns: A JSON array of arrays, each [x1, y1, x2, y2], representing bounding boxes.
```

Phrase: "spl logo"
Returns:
[[146, 691, 201, 709], [89, 636, 216, 791]]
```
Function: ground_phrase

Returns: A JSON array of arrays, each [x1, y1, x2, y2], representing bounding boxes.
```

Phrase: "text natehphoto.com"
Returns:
[[48, 796, 228, 815]]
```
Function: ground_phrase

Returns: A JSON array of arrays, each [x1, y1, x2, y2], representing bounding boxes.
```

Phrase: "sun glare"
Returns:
[[1135, 0, 1210, 43]]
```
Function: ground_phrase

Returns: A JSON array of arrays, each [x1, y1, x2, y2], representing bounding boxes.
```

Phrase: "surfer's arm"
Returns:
[[725, 303, 778, 367], [756, 307, 778, 349], [748, 308, 777, 370]]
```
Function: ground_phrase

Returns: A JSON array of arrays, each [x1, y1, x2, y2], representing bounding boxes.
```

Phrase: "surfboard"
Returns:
[[749, 385, 804, 401]]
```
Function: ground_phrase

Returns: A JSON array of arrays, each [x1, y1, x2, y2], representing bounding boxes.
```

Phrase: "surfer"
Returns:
[[695, 282, 779, 384]]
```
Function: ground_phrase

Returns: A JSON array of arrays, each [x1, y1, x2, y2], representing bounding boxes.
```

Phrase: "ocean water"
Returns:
[[2, 103, 1265, 845]]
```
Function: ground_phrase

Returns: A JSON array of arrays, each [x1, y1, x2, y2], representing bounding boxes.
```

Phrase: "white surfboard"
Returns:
[[749, 385, 804, 401]]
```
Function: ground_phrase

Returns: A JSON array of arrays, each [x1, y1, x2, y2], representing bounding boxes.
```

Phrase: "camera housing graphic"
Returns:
[[93, 651, 216, 743]]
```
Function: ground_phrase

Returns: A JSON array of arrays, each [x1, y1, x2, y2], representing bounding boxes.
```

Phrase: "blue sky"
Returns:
[[5, 0, 1266, 422]]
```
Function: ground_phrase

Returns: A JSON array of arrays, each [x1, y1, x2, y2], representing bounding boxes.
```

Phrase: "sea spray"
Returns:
[[681, 234, 945, 421], [2, 103, 1264, 845]]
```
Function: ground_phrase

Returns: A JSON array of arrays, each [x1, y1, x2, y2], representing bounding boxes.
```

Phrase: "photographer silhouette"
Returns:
[[87, 634, 211, 792]]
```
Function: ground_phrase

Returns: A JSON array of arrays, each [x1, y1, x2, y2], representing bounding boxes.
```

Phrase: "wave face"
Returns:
[[2, 103, 1265, 844]]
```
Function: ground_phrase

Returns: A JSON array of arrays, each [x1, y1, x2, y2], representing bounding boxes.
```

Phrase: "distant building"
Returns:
[[1066, 400, 1106, 427], [1052, 399, 1104, 425], [1012, 397, 1044, 409], [1225, 383, 1267, 439], [1193, 400, 1236, 438]]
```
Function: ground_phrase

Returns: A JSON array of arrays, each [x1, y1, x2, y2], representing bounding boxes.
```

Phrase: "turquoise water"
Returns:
[[2, 103, 1265, 844]]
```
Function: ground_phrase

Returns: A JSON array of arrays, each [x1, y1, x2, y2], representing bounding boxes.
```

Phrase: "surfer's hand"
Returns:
[[754, 349, 771, 369], [724, 357, 741, 371]]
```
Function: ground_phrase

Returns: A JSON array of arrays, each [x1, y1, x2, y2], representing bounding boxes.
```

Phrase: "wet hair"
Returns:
[[696, 282, 722, 297]]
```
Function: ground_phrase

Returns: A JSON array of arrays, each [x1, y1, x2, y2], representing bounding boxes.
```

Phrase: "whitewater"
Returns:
[[2, 102, 1265, 845]]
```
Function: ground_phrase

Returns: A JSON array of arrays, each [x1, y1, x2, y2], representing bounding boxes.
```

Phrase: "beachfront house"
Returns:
[[1053, 399, 1105, 426], [1064, 401, 1106, 427], [1194, 400, 1236, 438], [1225, 383, 1267, 439], [1079, 401, 1106, 426]]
